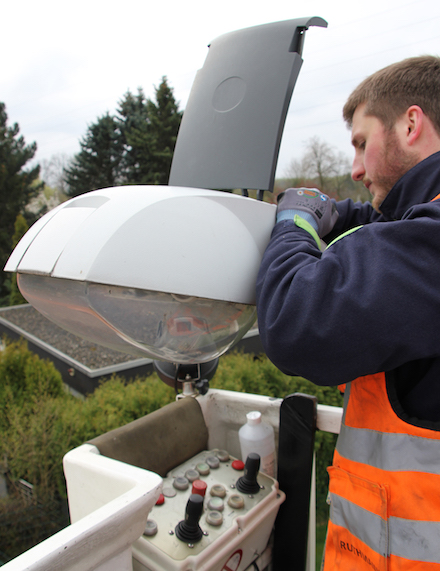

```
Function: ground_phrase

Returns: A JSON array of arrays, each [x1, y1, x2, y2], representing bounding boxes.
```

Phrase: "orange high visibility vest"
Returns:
[[323, 372, 440, 570]]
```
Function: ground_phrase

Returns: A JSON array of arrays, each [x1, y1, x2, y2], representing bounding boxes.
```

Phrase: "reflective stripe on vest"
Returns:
[[324, 373, 440, 570], [337, 420, 440, 474], [330, 488, 440, 562]]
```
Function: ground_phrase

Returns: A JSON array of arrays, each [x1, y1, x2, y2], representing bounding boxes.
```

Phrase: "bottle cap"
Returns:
[[246, 411, 262, 425]]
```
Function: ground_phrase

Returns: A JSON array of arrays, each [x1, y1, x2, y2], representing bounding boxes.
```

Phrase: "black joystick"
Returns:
[[175, 494, 204, 543], [236, 452, 261, 494]]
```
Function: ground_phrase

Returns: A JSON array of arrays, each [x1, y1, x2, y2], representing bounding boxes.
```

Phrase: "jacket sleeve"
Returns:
[[256, 204, 440, 386], [324, 198, 384, 243]]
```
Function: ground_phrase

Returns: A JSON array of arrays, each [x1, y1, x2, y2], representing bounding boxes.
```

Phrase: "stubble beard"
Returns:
[[372, 129, 419, 212]]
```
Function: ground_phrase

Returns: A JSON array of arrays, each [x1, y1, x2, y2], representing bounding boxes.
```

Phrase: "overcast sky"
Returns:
[[2, 0, 440, 182]]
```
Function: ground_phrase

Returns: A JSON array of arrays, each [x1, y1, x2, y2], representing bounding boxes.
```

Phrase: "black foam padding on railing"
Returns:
[[273, 393, 317, 571]]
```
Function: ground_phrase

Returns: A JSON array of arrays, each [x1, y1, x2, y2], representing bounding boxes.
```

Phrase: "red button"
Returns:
[[155, 493, 165, 505], [192, 479, 208, 496], [232, 460, 245, 471]]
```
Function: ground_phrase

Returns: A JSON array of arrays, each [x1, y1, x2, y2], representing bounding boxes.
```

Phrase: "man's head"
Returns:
[[344, 56, 440, 211]]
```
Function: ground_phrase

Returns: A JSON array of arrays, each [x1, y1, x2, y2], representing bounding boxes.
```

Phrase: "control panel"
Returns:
[[132, 449, 285, 571]]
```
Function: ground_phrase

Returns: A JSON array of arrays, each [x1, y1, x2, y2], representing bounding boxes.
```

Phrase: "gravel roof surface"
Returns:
[[0, 305, 140, 370]]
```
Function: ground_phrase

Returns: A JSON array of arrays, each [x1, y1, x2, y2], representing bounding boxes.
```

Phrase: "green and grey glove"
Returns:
[[276, 187, 339, 247]]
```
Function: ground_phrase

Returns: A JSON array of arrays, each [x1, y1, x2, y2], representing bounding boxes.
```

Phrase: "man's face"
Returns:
[[350, 103, 418, 211]]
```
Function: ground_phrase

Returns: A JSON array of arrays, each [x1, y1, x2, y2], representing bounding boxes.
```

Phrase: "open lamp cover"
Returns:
[[5, 186, 275, 364]]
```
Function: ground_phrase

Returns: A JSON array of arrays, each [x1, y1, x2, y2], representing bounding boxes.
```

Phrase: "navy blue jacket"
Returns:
[[256, 152, 440, 425]]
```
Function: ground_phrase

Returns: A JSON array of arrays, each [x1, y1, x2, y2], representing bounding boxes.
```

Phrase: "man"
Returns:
[[256, 56, 440, 569]]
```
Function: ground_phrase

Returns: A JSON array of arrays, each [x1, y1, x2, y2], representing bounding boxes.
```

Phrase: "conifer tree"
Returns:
[[9, 214, 29, 306], [146, 76, 183, 184], [0, 102, 41, 305], [117, 78, 182, 184], [64, 78, 183, 195], [64, 113, 123, 197], [116, 88, 152, 184]]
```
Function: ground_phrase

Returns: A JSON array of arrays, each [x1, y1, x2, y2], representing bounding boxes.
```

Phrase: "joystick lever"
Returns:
[[236, 453, 261, 494], [175, 494, 204, 543]]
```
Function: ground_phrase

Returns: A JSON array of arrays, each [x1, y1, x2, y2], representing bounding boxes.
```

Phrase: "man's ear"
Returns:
[[405, 105, 424, 146]]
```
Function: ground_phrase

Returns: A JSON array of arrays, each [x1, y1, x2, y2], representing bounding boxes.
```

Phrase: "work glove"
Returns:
[[276, 187, 339, 238]]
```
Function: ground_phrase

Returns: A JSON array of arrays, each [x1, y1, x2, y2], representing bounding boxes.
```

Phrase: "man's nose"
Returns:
[[351, 155, 365, 182]]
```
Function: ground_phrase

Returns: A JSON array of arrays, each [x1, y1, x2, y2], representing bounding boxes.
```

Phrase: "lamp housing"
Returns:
[[5, 186, 275, 364]]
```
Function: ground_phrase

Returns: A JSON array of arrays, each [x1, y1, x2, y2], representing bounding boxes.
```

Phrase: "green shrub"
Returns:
[[0, 338, 64, 433], [65, 376, 175, 447], [0, 338, 176, 502], [4, 397, 74, 501]]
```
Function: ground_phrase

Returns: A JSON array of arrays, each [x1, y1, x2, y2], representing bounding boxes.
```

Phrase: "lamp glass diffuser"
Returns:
[[17, 274, 256, 364]]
